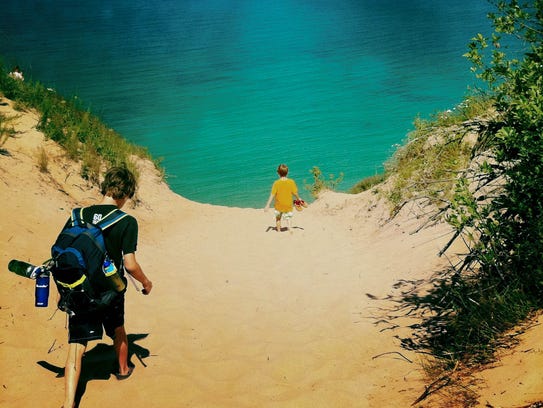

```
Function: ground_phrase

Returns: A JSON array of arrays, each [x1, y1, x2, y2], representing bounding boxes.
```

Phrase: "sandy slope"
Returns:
[[1, 97, 542, 407]]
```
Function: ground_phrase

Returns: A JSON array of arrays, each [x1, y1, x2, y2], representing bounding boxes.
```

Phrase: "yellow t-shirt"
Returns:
[[271, 178, 298, 212]]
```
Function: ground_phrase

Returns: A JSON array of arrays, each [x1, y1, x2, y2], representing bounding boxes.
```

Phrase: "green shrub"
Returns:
[[304, 166, 344, 198]]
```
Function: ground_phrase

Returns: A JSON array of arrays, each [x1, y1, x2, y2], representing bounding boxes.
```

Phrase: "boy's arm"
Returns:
[[293, 183, 301, 201], [264, 193, 274, 211], [123, 252, 153, 295]]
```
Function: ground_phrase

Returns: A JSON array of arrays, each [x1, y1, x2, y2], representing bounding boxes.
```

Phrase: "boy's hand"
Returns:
[[142, 280, 153, 295]]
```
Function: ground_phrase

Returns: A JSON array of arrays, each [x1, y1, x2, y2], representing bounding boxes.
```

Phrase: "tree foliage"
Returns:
[[393, 0, 543, 365], [461, 0, 543, 301]]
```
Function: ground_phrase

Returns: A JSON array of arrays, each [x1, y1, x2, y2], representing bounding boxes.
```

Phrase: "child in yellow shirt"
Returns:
[[264, 164, 303, 232]]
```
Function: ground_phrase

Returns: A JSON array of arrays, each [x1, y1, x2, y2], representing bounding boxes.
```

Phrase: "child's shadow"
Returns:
[[265, 226, 304, 232], [37, 333, 151, 407]]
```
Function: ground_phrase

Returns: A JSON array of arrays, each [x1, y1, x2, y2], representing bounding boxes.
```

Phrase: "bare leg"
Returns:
[[63, 342, 86, 408], [114, 325, 130, 375], [275, 215, 282, 232]]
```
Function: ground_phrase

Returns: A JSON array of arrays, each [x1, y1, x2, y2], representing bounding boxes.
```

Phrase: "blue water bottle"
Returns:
[[34, 269, 50, 307]]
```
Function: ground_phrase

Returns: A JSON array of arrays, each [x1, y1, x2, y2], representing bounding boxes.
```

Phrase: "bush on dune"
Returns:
[[383, 0, 543, 376]]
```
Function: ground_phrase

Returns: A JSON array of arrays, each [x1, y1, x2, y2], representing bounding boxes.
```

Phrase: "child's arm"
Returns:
[[292, 180, 301, 202], [264, 193, 274, 211], [293, 185, 301, 202]]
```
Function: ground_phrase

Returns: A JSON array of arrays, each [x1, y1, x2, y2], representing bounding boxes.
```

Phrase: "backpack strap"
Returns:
[[70, 208, 84, 227], [70, 207, 128, 230], [95, 208, 129, 230], [56, 273, 87, 289]]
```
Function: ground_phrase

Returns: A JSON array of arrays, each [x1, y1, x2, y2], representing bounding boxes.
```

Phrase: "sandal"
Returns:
[[115, 365, 134, 380]]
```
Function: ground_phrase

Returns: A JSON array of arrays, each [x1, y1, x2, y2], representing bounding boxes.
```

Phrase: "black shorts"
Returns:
[[68, 293, 125, 344]]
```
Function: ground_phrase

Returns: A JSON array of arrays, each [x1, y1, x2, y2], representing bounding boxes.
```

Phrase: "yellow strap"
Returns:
[[57, 274, 87, 289]]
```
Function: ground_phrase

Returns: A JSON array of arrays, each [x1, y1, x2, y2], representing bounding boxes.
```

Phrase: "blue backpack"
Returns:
[[50, 208, 127, 316]]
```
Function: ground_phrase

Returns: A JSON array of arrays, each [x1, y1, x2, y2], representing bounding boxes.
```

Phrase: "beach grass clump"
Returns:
[[0, 111, 17, 153], [349, 173, 385, 194], [304, 166, 344, 198], [0, 62, 161, 185], [36, 146, 49, 173], [382, 100, 488, 215], [399, 266, 534, 366], [346, 94, 492, 200]]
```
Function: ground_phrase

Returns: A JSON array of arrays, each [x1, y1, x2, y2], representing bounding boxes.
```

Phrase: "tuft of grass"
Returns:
[[0, 111, 17, 148], [36, 146, 49, 173], [349, 173, 385, 194], [304, 166, 344, 198]]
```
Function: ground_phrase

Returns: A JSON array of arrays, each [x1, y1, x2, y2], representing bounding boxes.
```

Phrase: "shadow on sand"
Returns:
[[37, 333, 151, 407], [265, 226, 304, 232]]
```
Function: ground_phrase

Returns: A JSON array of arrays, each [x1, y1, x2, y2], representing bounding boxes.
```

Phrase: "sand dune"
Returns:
[[1, 97, 542, 407]]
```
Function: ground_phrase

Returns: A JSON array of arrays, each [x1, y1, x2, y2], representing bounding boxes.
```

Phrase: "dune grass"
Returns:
[[0, 63, 162, 185], [0, 110, 18, 154], [382, 95, 494, 216]]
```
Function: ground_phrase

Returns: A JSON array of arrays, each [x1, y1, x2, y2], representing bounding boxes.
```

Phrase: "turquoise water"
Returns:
[[0, 0, 492, 207]]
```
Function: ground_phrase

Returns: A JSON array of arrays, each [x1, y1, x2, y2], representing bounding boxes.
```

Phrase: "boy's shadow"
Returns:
[[37, 333, 151, 407], [265, 226, 304, 232]]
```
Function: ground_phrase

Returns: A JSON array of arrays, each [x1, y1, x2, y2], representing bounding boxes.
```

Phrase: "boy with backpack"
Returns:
[[59, 167, 153, 408]]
